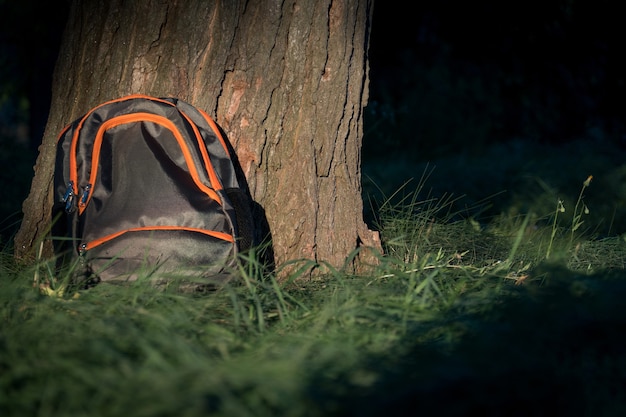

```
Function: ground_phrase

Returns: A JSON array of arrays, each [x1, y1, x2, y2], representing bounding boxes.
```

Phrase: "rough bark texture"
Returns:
[[15, 0, 381, 275]]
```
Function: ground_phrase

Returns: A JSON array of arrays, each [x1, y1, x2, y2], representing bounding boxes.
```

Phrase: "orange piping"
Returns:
[[67, 94, 157, 196], [77, 112, 222, 214], [64, 95, 225, 203], [83, 226, 234, 251], [178, 111, 224, 191], [197, 108, 230, 154]]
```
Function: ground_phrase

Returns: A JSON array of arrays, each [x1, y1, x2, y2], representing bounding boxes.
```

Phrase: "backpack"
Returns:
[[51, 94, 254, 286]]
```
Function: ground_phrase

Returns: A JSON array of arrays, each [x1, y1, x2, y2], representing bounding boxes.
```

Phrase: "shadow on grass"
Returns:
[[312, 265, 626, 416]]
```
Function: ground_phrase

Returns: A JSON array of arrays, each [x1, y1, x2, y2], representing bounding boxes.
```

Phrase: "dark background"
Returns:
[[1, 0, 625, 241], [0, 1, 68, 241], [362, 0, 626, 231], [366, 0, 624, 157]]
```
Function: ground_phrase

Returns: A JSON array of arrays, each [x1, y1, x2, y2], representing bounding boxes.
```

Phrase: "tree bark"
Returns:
[[15, 0, 381, 275]]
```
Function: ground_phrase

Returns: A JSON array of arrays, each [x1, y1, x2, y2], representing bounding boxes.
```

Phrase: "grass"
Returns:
[[2, 141, 626, 416]]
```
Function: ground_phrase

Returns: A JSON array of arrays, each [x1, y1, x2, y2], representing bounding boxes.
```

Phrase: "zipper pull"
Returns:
[[79, 184, 92, 208], [62, 181, 76, 213], [78, 243, 88, 263]]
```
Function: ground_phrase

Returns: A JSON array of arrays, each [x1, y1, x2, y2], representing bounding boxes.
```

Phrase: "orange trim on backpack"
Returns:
[[123, 96, 225, 190], [82, 226, 235, 252], [136, 97, 227, 194], [56, 123, 72, 141], [76, 112, 222, 215], [178, 111, 224, 193], [64, 95, 226, 206], [197, 108, 230, 154], [66, 94, 159, 196]]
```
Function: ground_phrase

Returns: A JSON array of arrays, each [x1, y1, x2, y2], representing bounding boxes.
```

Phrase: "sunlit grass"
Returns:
[[2, 163, 626, 416]]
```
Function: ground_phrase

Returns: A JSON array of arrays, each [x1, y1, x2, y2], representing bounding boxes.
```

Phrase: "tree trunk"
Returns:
[[15, 0, 381, 275]]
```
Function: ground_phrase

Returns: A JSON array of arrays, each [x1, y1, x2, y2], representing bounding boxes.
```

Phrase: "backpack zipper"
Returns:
[[63, 94, 227, 213], [64, 95, 159, 201], [72, 112, 224, 214], [80, 226, 234, 253], [62, 181, 76, 213]]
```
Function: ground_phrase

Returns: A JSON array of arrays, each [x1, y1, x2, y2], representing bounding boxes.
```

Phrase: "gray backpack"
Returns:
[[52, 94, 253, 286]]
